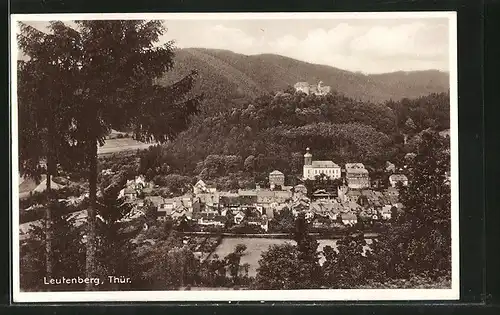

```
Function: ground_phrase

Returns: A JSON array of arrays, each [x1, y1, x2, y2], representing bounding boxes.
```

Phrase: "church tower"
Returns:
[[303, 148, 313, 179], [304, 147, 312, 165]]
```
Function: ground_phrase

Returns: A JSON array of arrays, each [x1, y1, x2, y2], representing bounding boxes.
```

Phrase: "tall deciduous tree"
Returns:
[[19, 20, 201, 290]]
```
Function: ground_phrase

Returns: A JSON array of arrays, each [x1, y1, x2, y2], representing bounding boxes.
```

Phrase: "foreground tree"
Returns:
[[20, 201, 85, 291], [17, 22, 82, 279], [292, 213, 322, 288], [254, 243, 303, 289], [224, 244, 247, 286], [95, 186, 141, 289], [255, 213, 322, 289], [19, 20, 201, 289], [322, 234, 372, 288], [374, 130, 451, 279]]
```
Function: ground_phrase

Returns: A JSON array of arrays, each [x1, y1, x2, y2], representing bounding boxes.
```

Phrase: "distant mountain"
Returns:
[[158, 48, 449, 111]]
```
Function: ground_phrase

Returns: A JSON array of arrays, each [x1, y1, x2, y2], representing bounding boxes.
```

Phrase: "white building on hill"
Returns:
[[294, 81, 331, 96], [302, 148, 341, 180]]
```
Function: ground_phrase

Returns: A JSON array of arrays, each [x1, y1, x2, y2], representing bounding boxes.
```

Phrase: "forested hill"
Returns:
[[157, 48, 449, 113], [139, 89, 450, 188]]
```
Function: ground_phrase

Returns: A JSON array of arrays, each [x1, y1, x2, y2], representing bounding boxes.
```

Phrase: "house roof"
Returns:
[[270, 170, 284, 176], [33, 179, 64, 193], [343, 201, 360, 211], [294, 82, 310, 88], [240, 195, 258, 205], [238, 190, 257, 196], [361, 189, 374, 196], [220, 196, 240, 205], [345, 163, 365, 169], [274, 191, 292, 198], [214, 215, 226, 222], [247, 217, 261, 223], [313, 189, 327, 194], [124, 188, 136, 194], [145, 196, 164, 206], [389, 174, 408, 181], [311, 160, 340, 168], [346, 168, 369, 175], [314, 215, 332, 223], [341, 213, 357, 220], [194, 179, 206, 186], [345, 163, 368, 174], [257, 190, 275, 198], [382, 205, 392, 211], [199, 212, 219, 219], [220, 191, 239, 197], [311, 201, 342, 213], [386, 187, 399, 193]]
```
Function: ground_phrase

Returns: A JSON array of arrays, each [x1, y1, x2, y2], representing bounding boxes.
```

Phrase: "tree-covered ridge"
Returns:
[[163, 48, 449, 110], [139, 90, 450, 182]]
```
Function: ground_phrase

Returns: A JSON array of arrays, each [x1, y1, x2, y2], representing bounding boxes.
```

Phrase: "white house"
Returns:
[[193, 179, 217, 195], [341, 213, 358, 226], [121, 188, 137, 201], [126, 175, 148, 190], [234, 211, 246, 224], [345, 163, 370, 189], [269, 170, 285, 189], [389, 174, 409, 187], [302, 148, 341, 180]]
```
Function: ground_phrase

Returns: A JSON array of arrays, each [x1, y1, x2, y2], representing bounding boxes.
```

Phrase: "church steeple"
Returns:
[[304, 147, 312, 166]]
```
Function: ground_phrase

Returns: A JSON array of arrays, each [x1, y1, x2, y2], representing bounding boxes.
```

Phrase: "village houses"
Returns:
[[119, 146, 408, 230]]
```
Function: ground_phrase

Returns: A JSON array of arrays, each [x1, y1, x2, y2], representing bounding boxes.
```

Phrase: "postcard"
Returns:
[[11, 11, 459, 302]]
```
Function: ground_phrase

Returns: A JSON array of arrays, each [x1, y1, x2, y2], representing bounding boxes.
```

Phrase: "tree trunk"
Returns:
[[45, 170, 53, 283], [45, 120, 55, 285], [85, 139, 98, 291]]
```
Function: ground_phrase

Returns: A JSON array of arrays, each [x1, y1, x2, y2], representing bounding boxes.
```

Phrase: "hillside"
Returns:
[[159, 48, 449, 112], [138, 89, 450, 189]]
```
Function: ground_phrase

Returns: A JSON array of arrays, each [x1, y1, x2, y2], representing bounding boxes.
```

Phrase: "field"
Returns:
[[211, 237, 372, 277], [19, 176, 41, 194], [98, 138, 155, 155]]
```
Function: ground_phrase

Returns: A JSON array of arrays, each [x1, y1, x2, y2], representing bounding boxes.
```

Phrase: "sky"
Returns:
[[16, 15, 451, 74]]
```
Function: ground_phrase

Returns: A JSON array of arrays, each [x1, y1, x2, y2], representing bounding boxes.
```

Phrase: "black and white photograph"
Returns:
[[11, 12, 458, 302]]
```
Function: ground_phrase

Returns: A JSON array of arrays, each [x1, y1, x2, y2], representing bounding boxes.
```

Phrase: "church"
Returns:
[[302, 148, 341, 180]]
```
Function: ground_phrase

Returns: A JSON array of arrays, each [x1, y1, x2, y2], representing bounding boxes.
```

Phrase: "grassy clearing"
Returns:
[[98, 138, 154, 155], [19, 176, 41, 194]]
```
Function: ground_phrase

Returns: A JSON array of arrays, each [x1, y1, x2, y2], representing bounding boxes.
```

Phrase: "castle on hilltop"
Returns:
[[294, 81, 331, 96]]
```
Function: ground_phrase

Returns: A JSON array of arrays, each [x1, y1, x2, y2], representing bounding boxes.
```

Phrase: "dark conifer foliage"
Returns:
[[17, 20, 201, 289]]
